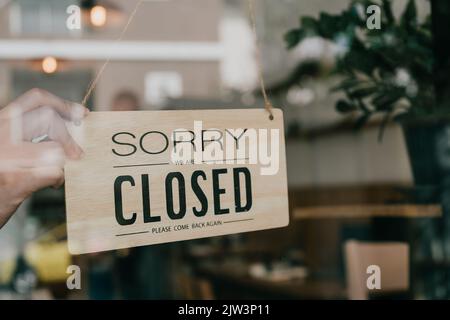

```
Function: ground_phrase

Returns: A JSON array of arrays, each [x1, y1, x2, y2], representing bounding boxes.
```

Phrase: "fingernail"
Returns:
[[69, 144, 83, 160], [76, 145, 85, 158], [71, 103, 87, 122], [53, 177, 65, 189]]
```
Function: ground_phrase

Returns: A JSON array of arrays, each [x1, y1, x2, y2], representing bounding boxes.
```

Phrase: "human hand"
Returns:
[[0, 89, 89, 229]]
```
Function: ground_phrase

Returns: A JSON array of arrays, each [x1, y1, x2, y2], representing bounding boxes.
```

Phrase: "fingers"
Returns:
[[3, 88, 89, 122], [21, 142, 66, 168], [23, 107, 83, 160], [0, 89, 87, 160], [0, 142, 65, 169], [46, 111, 84, 160], [3, 166, 64, 202], [28, 166, 65, 192]]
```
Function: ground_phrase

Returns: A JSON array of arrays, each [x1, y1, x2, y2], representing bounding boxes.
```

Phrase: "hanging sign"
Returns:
[[65, 109, 289, 254]]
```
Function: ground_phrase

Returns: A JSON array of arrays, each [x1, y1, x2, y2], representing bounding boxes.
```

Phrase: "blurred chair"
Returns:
[[344, 240, 409, 300]]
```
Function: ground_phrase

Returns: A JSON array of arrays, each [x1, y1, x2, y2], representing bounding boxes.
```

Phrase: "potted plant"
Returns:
[[284, 0, 450, 189], [282, 1, 450, 298]]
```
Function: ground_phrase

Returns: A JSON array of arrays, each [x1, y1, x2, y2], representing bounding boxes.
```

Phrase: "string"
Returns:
[[81, 0, 143, 106], [31, 0, 276, 248], [247, 0, 274, 120], [81, 0, 274, 120]]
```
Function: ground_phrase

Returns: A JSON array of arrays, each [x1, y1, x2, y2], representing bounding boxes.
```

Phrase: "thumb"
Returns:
[[27, 166, 64, 193]]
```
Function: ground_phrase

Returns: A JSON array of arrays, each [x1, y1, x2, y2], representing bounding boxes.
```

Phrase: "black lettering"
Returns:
[[173, 130, 196, 153], [142, 174, 160, 223], [202, 129, 223, 152], [233, 167, 252, 212], [212, 169, 229, 215], [112, 132, 137, 157], [191, 170, 208, 217], [114, 175, 137, 225], [140, 131, 169, 155], [165, 172, 187, 220], [225, 129, 248, 148]]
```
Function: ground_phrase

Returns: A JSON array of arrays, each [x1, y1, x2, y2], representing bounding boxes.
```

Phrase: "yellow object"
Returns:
[[0, 224, 72, 284], [25, 241, 72, 283], [0, 260, 15, 285]]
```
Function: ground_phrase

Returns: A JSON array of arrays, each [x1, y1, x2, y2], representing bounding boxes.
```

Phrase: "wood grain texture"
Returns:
[[65, 109, 289, 254]]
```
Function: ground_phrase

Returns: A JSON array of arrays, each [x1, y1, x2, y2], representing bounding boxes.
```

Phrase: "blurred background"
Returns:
[[1, 0, 450, 300]]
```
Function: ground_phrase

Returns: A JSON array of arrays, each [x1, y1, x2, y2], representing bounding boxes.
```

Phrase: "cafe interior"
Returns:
[[1, 0, 449, 300]]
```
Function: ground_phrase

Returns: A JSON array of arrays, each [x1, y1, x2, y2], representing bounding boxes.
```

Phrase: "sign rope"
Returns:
[[81, 0, 144, 106], [81, 0, 275, 120], [246, 0, 275, 120]]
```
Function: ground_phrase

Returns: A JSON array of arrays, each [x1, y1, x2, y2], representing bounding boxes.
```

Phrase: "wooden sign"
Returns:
[[65, 109, 289, 254]]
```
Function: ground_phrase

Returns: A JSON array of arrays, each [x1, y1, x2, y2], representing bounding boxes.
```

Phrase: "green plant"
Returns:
[[284, 0, 436, 134]]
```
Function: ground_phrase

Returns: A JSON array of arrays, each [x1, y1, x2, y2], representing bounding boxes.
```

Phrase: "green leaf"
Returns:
[[401, 0, 417, 27], [349, 86, 377, 99], [347, 4, 365, 26], [300, 16, 318, 33], [354, 113, 371, 130], [318, 13, 342, 39], [372, 91, 402, 111], [336, 99, 357, 113], [382, 0, 395, 25], [284, 29, 302, 49], [342, 49, 378, 74], [356, 99, 370, 113], [331, 78, 361, 92]]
